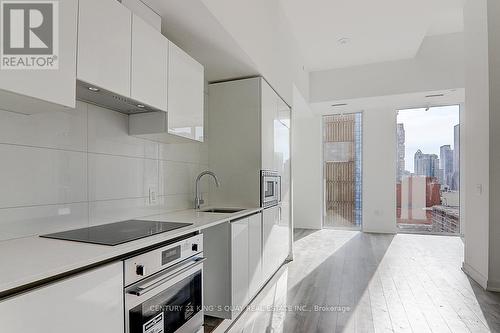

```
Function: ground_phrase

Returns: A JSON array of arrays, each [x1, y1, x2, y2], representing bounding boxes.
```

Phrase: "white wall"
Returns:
[[362, 109, 398, 234], [292, 106, 398, 233], [462, 0, 490, 289], [292, 108, 322, 230], [487, 0, 500, 291], [310, 33, 465, 103], [0, 103, 209, 241], [200, 0, 308, 105]]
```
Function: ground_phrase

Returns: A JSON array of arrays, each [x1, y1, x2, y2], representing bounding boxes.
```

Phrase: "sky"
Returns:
[[397, 105, 460, 173]]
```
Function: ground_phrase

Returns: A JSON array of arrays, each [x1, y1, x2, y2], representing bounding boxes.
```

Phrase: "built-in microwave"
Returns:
[[260, 170, 281, 208]]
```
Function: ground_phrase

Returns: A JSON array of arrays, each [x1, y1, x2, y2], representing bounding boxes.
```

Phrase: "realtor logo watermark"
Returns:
[[0, 0, 58, 69]]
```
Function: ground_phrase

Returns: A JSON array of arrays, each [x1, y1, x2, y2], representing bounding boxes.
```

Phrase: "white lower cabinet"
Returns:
[[231, 218, 249, 313], [231, 213, 263, 315], [0, 262, 124, 332], [262, 205, 289, 282], [204, 212, 265, 319], [248, 213, 263, 298]]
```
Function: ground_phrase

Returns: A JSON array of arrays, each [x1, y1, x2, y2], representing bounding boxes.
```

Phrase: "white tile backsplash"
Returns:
[[0, 203, 88, 241], [159, 142, 201, 163], [0, 102, 208, 240], [87, 104, 158, 159], [159, 161, 198, 196], [0, 145, 87, 208], [164, 194, 194, 212], [88, 153, 158, 201], [200, 142, 209, 165], [0, 102, 87, 151], [88, 197, 166, 226]]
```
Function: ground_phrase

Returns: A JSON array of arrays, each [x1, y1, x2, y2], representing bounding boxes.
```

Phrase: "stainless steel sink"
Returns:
[[200, 208, 245, 214]]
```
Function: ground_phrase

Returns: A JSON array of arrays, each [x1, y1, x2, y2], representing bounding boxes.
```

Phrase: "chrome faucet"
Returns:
[[195, 171, 220, 209]]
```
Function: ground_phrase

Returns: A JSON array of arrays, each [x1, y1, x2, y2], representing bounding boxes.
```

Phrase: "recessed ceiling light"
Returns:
[[88, 87, 99, 92], [338, 37, 350, 45], [332, 103, 348, 107], [137, 104, 145, 108]]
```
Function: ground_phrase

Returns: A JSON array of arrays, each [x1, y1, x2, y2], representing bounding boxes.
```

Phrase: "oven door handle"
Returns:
[[127, 257, 206, 297]]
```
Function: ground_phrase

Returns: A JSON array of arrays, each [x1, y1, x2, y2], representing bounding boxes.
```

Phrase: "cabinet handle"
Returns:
[[127, 257, 206, 297]]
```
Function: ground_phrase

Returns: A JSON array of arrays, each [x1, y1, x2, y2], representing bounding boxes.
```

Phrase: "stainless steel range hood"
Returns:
[[76, 80, 162, 114]]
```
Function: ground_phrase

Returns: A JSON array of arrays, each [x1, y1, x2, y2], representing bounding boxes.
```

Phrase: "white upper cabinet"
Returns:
[[77, 0, 132, 96], [0, 0, 78, 113], [261, 79, 277, 171], [168, 42, 204, 141], [131, 14, 168, 110], [275, 98, 290, 174], [130, 42, 205, 142]]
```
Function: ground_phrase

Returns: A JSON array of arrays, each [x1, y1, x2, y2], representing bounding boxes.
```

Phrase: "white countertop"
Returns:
[[0, 207, 262, 297]]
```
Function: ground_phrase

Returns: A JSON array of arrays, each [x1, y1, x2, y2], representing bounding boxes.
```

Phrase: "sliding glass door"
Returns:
[[323, 113, 362, 229]]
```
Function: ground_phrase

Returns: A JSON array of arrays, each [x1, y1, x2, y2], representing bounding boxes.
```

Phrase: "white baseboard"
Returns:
[[362, 228, 397, 235], [487, 279, 500, 292], [462, 262, 488, 289]]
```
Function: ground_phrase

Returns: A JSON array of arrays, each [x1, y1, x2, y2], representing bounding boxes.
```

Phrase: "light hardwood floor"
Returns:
[[229, 229, 500, 333]]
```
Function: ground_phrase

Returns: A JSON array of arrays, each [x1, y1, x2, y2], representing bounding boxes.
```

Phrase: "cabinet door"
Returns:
[[0, 0, 78, 109], [231, 218, 249, 311], [168, 42, 204, 141], [261, 79, 277, 171], [0, 263, 124, 332], [248, 213, 263, 298], [131, 14, 168, 110], [77, 0, 131, 96], [262, 206, 280, 281], [276, 100, 291, 260], [277, 204, 290, 265]]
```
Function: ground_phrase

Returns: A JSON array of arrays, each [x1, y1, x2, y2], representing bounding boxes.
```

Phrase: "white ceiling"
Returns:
[[280, 0, 465, 71], [142, 0, 258, 82], [310, 88, 465, 115]]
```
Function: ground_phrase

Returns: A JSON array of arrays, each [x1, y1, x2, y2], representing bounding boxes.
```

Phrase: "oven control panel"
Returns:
[[123, 234, 203, 286]]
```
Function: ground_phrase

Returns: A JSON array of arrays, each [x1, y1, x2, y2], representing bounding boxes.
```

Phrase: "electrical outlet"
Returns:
[[476, 184, 483, 195], [149, 186, 157, 205]]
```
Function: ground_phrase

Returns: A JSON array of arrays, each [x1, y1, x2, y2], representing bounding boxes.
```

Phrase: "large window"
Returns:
[[323, 113, 362, 229], [396, 106, 460, 235]]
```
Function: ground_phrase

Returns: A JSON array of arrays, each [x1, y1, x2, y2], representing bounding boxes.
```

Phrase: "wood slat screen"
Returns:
[[324, 114, 359, 228]]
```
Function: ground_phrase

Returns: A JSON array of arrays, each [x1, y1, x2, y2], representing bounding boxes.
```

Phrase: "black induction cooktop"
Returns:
[[40, 220, 192, 246]]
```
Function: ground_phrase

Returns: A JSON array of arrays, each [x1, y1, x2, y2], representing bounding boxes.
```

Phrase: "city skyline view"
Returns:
[[397, 105, 460, 173], [396, 105, 460, 235]]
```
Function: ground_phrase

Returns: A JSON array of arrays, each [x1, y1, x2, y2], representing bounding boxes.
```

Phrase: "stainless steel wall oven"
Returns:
[[124, 234, 205, 333]]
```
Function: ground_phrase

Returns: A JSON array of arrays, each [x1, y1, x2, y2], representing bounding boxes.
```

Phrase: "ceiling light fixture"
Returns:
[[338, 37, 350, 45], [88, 87, 100, 92], [137, 104, 145, 108]]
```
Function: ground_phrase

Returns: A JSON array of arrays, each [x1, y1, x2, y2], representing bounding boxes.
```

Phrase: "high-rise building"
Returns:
[[440, 145, 454, 187], [414, 150, 439, 178], [452, 124, 460, 190], [396, 123, 405, 182]]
